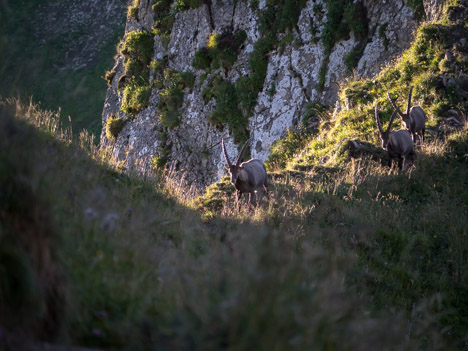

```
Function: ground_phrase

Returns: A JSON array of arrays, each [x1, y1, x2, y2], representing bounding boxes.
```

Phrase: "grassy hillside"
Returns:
[[1, 1, 467, 350], [0, 0, 126, 136], [2, 97, 466, 350]]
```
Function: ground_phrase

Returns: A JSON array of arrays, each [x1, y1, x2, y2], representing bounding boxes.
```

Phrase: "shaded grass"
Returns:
[[0, 1, 125, 136], [1, 99, 459, 349]]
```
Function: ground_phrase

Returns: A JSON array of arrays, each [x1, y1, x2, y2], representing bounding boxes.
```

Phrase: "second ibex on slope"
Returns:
[[387, 86, 426, 143], [375, 106, 414, 171], [222, 138, 269, 206]]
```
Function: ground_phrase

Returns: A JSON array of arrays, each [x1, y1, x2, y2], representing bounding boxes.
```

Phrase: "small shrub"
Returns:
[[121, 82, 152, 115], [407, 0, 425, 20], [158, 87, 184, 128], [267, 129, 312, 170], [122, 30, 154, 66], [104, 70, 116, 85], [192, 48, 212, 70], [128, 0, 140, 19], [192, 30, 247, 72], [208, 78, 248, 144], [150, 154, 168, 172], [345, 46, 364, 73], [106, 116, 126, 139]]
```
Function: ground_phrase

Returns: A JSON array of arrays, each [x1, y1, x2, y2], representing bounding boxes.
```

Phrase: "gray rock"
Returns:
[[100, 0, 424, 190]]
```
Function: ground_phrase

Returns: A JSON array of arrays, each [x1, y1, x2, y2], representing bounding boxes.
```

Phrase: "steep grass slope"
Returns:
[[1, 97, 464, 349], [0, 0, 126, 135], [1, 1, 467, 350]]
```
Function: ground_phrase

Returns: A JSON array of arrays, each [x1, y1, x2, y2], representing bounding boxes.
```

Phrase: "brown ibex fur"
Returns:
[[387, 87, 426, 144], [222, 138, 268, 206], [375, 106, 415, 170]]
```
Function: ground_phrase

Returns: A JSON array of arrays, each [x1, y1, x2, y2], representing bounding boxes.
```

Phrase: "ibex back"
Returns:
[[222, 138, 268, 206], [387, 87, 426, 144], [375, 106, 414, 170]]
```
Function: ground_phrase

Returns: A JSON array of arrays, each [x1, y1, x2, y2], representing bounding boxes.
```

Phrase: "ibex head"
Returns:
[[387, 87, 414, 127], [222, 138, 251, 186], [375, 106, 398, 150]]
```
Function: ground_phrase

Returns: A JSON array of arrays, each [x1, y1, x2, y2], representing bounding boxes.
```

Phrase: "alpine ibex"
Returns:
[[375, 106, 414, 170], [221, 138, 268, 206], [387, 87, 426, 143]]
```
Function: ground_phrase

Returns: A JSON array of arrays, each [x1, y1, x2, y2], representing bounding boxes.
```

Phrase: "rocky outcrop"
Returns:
[[101, 0, 430, 190]]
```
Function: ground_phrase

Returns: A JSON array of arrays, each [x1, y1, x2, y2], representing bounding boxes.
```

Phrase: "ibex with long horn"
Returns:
[[221, 138, 268, 206], [387, 86, 426, 143], [375, 106, 414, 170]]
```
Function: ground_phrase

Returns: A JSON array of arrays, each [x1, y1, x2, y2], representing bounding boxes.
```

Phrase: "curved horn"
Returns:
[[406, 86, 413, 116], [235, 138, 251, 166], [387, 91, 404, 117], [375, 106, 384, 134], [221, 139, 232, 166], [386, 109, 399, 133]]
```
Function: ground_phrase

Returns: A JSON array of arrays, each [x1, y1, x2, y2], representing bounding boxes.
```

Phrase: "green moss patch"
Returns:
[[155, 66, 195, 129], [120, 30, 155, 115], [204, 76, 248, 144], [105, 116, 126, 139], [192, 30, 247, 71]]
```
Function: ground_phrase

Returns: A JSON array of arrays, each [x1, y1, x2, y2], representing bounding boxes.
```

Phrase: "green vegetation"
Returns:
[[319, 0, 369, 90], [155, 68, 195, 129], [4, 98, 466, 349], [407, 0, 426, 20], [105, 115, 126, 139], [276, 7, 468, 171], [152, 0, 175, 41], [192, 30, 247, 71], [128, 0, 140, 20], [121, 83, 152, 115], [204, 76, 248, 143], [2, 1, 468, 350], [379, 23, 390, 51], [120, 30, 154, 115], [0, 1, 125, 135]]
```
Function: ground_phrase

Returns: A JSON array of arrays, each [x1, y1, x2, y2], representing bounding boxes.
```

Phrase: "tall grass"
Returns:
[[2, 98, 463, 349]]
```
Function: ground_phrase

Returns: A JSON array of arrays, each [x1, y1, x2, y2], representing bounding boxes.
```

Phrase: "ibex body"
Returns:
[[222, 139, 268, 206], [375, 106, 414, 170], [387, 87, 426, 143]]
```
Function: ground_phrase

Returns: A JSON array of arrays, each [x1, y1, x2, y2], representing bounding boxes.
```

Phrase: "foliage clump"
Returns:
[[192, 30, 247, 71], [194, 176, 234, 214], [203, 76, 248, 144], [155, 67, 195, 129], [267, 102, 331, 171], [121, 83, 152, 115], [319, 0, 369, 88], [105, 115, 126, 139], [128, 0, 140, 20], [120, 30, 155, 115]]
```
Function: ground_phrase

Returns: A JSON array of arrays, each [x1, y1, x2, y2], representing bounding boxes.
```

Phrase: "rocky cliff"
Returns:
[[101, 0, 444, 190]]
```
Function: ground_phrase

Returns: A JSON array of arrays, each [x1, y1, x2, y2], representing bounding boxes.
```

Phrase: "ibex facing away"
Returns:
[[375, 106, 414, 170], [387, 87, 426, 143], [222, 138, 268, 206]]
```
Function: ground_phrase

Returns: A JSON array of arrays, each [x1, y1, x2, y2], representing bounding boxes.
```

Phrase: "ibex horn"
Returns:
[[235, 138, 252, 166], [221, 139, 232, 166], [406, 86, 413, 116], [387, 91, 404, 118]]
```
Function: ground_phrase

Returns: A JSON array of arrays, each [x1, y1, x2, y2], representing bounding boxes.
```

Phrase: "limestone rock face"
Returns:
[[101, 0, 436, 190], [424, 0, 447, 21]]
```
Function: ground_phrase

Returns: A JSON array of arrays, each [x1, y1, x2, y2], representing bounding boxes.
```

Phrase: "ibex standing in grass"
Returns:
[[375, 106, 414, 171], [387, 87, 426, 144], [222, 138, 268, 206]]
